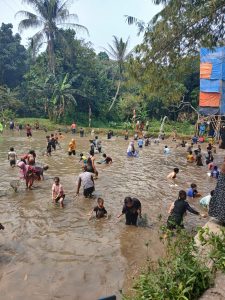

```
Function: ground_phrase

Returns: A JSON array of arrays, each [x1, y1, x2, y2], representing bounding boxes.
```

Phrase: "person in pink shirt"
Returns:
[[17, 160, 27, 179], [52, 177, 65, 208]]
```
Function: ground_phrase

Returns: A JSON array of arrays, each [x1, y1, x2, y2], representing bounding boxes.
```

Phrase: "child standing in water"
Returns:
[[8, 147, 17, 167], [46, 136, 52, 156], [52, 177, 65, 208], [88, 198, 108, 219]]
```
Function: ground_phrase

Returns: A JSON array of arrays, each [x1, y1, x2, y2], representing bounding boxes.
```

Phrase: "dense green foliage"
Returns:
[[0, 0, 224, 126], [0, 23, 27, 88], [125, 227, 225, 300]]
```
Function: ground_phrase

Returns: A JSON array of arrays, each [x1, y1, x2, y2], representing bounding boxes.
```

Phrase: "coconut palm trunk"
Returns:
[[105, 36, 131, 112], [108, 80, 121, 112]]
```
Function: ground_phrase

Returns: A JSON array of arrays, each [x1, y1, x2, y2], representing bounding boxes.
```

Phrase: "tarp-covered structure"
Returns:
[[199, 47, 225, 115]]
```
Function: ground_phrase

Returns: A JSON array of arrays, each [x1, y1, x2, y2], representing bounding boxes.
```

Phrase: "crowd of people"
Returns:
[[1, 119, 225, 233]]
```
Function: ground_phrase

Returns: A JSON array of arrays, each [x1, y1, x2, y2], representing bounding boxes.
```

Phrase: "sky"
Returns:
[[0, 0, 161, 52]]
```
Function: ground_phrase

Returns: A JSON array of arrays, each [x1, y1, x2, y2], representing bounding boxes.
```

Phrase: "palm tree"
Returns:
[[105, 36, 131, 112], [16, 0, 88, 74]]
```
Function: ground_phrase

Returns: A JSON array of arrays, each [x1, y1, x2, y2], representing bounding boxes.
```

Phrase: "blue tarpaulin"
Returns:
[[200, 79, 220, 93], [199, 47, 225, 115]]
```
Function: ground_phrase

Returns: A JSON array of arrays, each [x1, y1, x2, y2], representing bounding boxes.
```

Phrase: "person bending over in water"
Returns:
[[0, 223, 4, 230], [76, 166, 95, 198], [25, 161, 36, 189], [196, 153, 203, 166], [8, 147, 17, 167], [137, 137, 144, 148], [164, 145, 170, 155], [127, 141, 138, 157], [88, 198, 108, 220], [117, 197, 142, 226], [167, 190, 205, 230], [52, 177, 65, 208], [102, 153, 112, 164], [187, 183, 201, 199], [200, 190, 214, 209], [211, 165, 219, 179], [187, 151, 195, 163], [167, 168, 179, 183], [34, 165, 49, 181], [79, 153, 87, 166]]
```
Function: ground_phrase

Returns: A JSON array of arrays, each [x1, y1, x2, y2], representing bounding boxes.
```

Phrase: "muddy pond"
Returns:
[[0, 130, 221, 299]]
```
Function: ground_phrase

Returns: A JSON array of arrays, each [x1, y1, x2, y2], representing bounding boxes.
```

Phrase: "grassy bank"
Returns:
[[16, 118, 195, 138], [124, 227, 225, 300]]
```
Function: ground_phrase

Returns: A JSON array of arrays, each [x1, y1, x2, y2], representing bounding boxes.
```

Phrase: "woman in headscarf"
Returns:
[[127, 141, 137, 157], [208, 161, 225, 223]]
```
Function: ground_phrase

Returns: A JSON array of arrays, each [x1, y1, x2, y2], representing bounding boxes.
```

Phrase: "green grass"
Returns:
[[16, 117, 195, 137]]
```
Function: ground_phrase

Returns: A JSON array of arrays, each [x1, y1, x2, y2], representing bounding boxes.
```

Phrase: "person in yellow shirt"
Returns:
[[187, 151, 194, 163], [68, 139, 76, 155]]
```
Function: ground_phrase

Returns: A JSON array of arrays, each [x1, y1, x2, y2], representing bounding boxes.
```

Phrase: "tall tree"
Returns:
[[127, 0, 225, 63], [105, 36, 131, 111], [0, 23, 27, 88], [16, 0, 88, 74]]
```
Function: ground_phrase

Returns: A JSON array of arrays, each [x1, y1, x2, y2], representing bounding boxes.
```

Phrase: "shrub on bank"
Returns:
[[125, 227, 225, 300]]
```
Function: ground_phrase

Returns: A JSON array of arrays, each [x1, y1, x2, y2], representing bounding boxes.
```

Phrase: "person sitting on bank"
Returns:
[[117, 197, 142, 226], [76, 165, 95, 198]]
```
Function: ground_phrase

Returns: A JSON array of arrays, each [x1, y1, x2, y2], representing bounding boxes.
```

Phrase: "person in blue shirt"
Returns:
[[137, 137, 144, 148], [192, 135, 198, 144], [199, 123, 206, 136], [187, 183, 201, 198], [211, 166, 219, 179]]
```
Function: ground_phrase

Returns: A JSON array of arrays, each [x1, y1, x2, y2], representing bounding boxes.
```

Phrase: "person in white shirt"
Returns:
[[8, 147, 17, 167], [76, 166, 95, 198]]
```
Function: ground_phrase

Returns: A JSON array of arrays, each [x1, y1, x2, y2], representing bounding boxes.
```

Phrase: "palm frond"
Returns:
[[18, 18, 44, 32], [57, 22, 89, 35]]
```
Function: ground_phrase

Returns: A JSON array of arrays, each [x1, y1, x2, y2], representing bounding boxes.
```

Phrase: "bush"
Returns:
[[125, 229, 212, 300]]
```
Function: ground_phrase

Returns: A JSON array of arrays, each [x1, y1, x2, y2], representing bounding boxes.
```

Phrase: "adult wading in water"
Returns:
[[167, 190, 205, 230], [209, 161, 225, 223]]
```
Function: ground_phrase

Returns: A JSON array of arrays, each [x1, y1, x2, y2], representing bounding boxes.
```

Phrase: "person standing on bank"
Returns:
[[117, 197, 142, 226]]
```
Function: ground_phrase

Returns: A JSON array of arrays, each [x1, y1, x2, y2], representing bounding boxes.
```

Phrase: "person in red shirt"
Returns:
[[71, 121, 76, 134]]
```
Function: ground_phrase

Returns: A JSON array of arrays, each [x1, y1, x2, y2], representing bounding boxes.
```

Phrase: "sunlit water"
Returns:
[[0, 130, 222, 299]]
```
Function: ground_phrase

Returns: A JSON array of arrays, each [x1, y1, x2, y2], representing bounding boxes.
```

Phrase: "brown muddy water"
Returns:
[[0, 130, 222, 299]]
